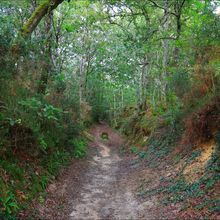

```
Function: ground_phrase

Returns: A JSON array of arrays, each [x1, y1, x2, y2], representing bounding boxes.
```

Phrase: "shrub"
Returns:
[[0, 191, 19, 216], [182, 100, 220, 146], [72, 138, 87, 158]]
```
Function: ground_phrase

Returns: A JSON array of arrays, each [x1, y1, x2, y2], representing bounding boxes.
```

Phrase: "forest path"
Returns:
[[28, 124, 170, 219], [69, 124, 149, 219]]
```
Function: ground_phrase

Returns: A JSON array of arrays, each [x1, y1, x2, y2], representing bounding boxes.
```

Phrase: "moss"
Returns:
[[21, 0, 50, 36]]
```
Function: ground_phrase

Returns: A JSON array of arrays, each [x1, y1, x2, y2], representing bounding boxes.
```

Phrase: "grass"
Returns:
[[71, 137, 87, 158]]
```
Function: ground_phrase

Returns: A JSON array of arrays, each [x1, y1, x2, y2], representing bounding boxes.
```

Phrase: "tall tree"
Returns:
[[38, 10, 53, 94]]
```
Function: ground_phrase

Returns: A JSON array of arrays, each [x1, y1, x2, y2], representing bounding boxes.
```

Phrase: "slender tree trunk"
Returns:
[[79, 56, 86, 120], [140, 55, 149, 110], [173, 0, 186, 62], [137, 68, 142, 108], [38, 11, 53, 94], [161, 0, 170, 98], [121, 89, 124, 110], [173, 15, 181, 62], [113, 93, 117, 126]]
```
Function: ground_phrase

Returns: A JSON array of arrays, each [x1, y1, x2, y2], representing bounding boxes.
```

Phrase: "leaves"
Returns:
[[72, 138, 87, 158], [64, 23, 75, 32], [0, 191, 19, 215], [19, 98, 63, 121]]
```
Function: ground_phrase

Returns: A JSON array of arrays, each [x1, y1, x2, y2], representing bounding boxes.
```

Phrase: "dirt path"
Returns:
[[25, 124, 172, 219], [70, 125, 150, 219]]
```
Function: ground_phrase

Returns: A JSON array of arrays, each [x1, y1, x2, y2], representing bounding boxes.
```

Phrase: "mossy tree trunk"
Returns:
[[11, 0, 64, 57], [21, 0, 64, 37]]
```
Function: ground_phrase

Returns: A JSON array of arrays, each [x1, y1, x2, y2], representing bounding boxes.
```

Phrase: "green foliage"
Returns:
[[45, 150, 71, 175], [19, 98, 63, 122], [39, 176, 49, 190], [38, 195, 45, 204], [42, 104, 63, 121], [39, 137, 48, 152], [64, 24, 75, 33], [130, 145, 139, 154], [144, 130, 180, 167], [0, 161, 24, 181], [0, 0, 219, 217], [0, 191, 19, 216], [129, 145, 147, 159], [101, 132, 108, 140], [163, 92, 183, 128], [72, 138, 87, 158], [209, 198, 220, 212], [138, 142, 220, 215]]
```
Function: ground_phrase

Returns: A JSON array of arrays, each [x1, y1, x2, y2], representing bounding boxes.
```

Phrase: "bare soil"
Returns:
[[21, 124, 175, 219]]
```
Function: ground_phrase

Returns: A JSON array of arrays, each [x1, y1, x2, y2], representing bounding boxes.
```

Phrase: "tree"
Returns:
[[21, 0, 65, 37]]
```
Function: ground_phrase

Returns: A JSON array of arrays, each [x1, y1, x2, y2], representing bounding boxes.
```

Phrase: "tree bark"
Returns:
[[79, 56, 86, 120], [21, 0, 64, 37], [161, 0, 170, 98], [173, 0, 186, 62], [140, 55, 149, 110], [11, 0, 64, 58], [38, 11, 53, 94]]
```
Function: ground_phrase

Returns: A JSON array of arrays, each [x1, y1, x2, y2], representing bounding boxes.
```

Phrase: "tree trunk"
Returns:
[[173, 0, 186, 62], [161, 0, 170, 98], [11, 0, 64, 57], [38, 11, 53, 94], [140, 55, 149, 110], [79, 56, 86, 120], [137, 68, 142, 108], [121, 89, 124, 110], [22, 0, 64, 37], [113, 93, 117, 126]]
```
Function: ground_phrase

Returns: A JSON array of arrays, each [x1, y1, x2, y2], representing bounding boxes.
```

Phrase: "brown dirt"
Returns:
[[20, 124, 175, 220]]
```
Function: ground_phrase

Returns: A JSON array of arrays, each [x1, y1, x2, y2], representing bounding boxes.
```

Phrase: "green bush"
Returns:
[[19, 97, 63, 122], [45, 150, 71, 175], [0, 191, 19, 216], [72, 138, 87, 158], [0, 161, 24, 181]]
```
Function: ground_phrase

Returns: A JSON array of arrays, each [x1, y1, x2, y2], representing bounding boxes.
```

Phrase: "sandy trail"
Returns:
[[24, 124, 168, 220], [22, 124, 219, 220], [69, 124, 154, 219]]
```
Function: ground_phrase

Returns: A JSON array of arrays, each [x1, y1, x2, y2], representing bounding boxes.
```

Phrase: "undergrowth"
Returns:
[[0, 135, 88, 219], [127, 126, 182, 167], [0, 83, 88, 218], [135, 131, 220, 218], [71, 138, 87, 158], [124, 103, 220, 218]]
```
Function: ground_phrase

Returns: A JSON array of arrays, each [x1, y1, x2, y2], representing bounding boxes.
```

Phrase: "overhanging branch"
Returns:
[[21, 0, 65, 37], [148, 0, 178, 17]]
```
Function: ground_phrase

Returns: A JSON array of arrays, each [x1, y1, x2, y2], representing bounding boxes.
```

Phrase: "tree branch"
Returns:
[[21, 0, 65, 37], [156, 36, 177, 41], [104, 12, 144, 21], [148, 0, 178, 17]]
